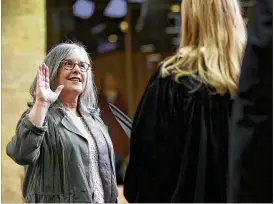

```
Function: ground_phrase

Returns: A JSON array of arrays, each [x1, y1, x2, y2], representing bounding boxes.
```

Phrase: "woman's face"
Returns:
[[55, 48, 89, 95]]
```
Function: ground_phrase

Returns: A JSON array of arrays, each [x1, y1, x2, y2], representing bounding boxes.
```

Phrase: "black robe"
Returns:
[[227, 0, 273, 202], [124, 67, 233, 203]]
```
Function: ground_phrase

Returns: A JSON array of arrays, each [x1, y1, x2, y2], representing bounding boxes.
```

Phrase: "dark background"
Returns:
[[46, 0, 255, 55]]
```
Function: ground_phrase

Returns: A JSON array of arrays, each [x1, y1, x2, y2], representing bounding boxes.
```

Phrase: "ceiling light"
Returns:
[[108, 34, 118, 43], [97, 41, 118, 53], [104, 0, 127, 18], [73, 0, 95, 19], [170, 4, 180, 13], [91, 23, 106, 34], [119, 21, 129, 32], [128, 0, 144, 3]]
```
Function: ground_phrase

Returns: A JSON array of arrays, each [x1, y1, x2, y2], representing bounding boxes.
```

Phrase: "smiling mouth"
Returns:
[[68, 78, 82, 82]]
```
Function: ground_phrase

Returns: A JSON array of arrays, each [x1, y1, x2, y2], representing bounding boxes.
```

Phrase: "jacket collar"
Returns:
[[49, 101, 87, 140], [49, 101, 116, 173]]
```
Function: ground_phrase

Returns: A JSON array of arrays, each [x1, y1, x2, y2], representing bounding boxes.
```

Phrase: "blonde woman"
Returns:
[[124, 0, 246, 202]]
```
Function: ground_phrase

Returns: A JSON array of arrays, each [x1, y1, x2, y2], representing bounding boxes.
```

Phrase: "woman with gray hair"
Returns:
[[6, 42, 118, 203]]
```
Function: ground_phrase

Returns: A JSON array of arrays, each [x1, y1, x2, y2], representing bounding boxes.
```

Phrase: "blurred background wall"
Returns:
[[2, 0, 255, 202], [2, 0, 46, 202]]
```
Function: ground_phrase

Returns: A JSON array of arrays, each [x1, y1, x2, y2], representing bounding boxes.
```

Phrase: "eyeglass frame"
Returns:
[[59, 59, 91, 72]]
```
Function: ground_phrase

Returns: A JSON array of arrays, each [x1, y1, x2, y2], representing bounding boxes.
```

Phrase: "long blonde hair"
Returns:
[[161, 0, 247, 95]]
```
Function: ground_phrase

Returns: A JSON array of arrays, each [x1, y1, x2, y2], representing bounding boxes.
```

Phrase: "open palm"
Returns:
[[36, 63, 63, 105]]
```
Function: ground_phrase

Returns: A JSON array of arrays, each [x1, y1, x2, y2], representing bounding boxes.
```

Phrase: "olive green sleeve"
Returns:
[[6, 110, 47, 165]]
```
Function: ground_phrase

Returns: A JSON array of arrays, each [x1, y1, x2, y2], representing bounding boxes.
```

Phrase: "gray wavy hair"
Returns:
[[28, 42, 98, 112]]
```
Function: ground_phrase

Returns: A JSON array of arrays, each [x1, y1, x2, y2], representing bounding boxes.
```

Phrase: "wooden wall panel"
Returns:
[[93, 52, 127, 99], [93, 52, 172, 118]]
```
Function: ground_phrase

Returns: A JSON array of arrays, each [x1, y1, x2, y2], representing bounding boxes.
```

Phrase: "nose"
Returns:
[[72, 63, 81, 73]]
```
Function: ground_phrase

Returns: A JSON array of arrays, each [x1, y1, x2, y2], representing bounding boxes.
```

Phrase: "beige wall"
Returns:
[[2, 0, 46, 202]]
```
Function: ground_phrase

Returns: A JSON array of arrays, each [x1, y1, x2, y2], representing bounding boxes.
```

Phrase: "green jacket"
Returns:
[[6, 102, 118, 203]]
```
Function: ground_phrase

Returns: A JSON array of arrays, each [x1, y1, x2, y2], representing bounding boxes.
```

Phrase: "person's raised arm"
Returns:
[[6, 63, 63, 165], [28, 63, 63, 126]]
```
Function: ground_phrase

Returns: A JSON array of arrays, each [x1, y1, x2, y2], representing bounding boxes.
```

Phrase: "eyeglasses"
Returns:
[[60, 59, 90, 72]]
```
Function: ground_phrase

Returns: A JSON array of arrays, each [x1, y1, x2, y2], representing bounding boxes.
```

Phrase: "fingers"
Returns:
[[55, 85, 64, 96], [37, 63, 49, 88], [37, 65, 43, 87], [36, 66, 40, 89], [43, 64, 50, 89], [41, 63, 46, 84]]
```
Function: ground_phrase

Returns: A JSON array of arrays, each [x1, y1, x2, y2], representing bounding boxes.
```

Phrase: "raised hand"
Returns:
[[35, 63, 64, 105]]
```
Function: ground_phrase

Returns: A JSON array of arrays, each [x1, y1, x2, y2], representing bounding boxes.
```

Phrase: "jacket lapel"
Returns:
[[49, 102, 86, 140], [61, 112, 87, 141], [95, 118, 116, 174], [79, 106, 116, 174]]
